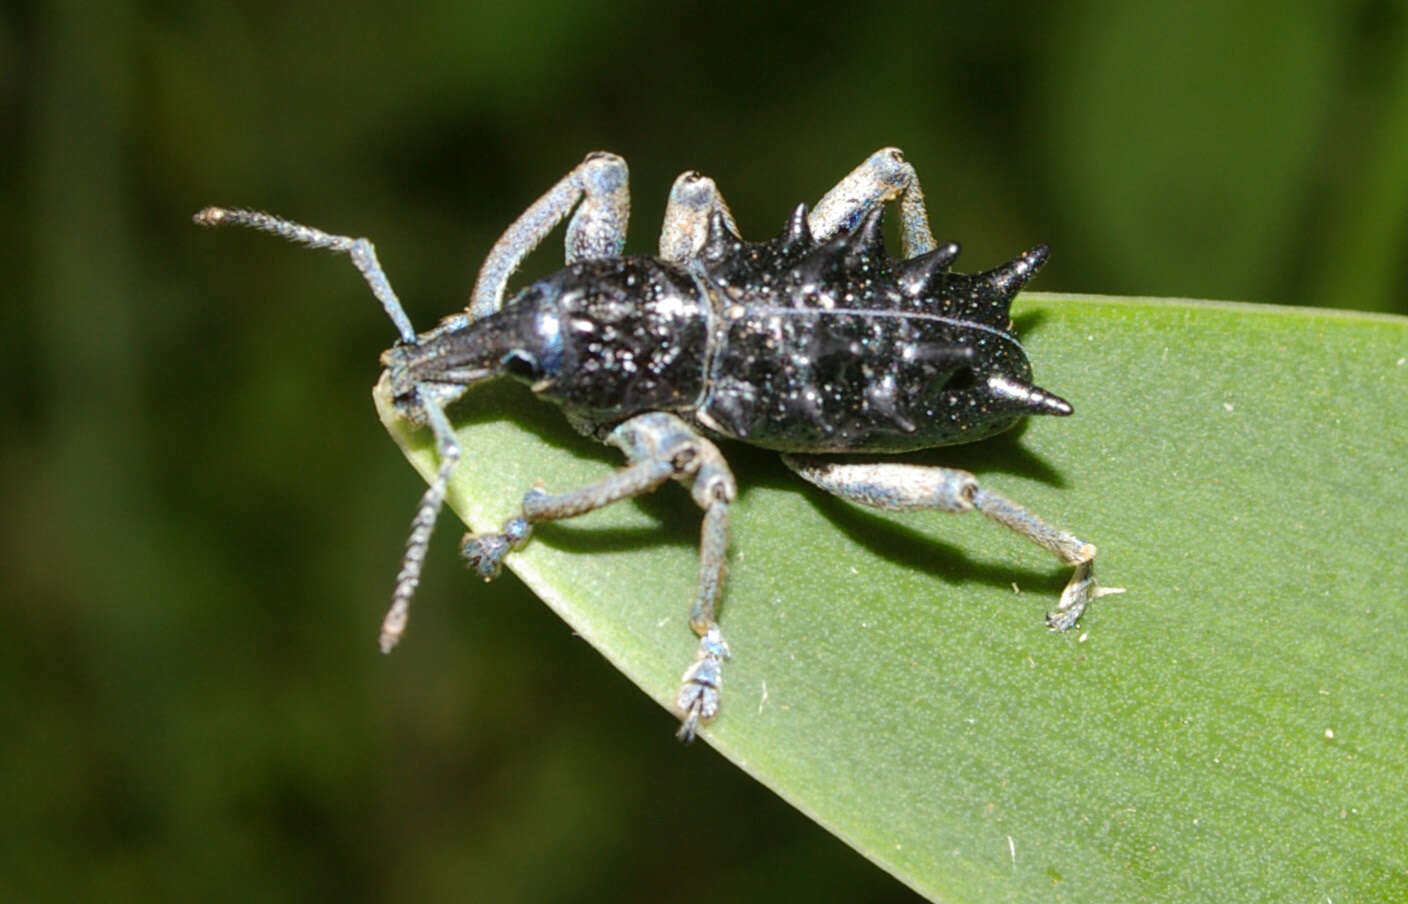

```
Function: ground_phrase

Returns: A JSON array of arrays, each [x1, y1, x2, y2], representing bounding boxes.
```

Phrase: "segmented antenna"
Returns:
[[195, 206, 460, 653], [379, 400, 461, 653], [193, 207, 418, 344]]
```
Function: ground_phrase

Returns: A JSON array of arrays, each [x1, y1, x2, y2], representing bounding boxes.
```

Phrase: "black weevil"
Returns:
[[197, 148, 1120, 739]]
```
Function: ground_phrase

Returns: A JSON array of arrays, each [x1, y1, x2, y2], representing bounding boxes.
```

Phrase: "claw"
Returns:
[[1046, 560, 1126, 631], [462, 533, 510, 579], [461, 517, 533, 580], [675, 625, 730, 741], [675, 684, 717, 742]]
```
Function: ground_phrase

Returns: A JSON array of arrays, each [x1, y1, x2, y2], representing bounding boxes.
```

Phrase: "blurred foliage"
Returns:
[[2, 0, 1405, 900]]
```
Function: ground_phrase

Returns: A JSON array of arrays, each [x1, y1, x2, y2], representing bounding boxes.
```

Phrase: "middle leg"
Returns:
[[461, 411, 738, 739], [658, 169, 741, 264], [660, 147, 947, 265]]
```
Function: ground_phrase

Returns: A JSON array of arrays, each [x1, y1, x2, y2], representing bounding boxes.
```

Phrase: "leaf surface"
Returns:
[[377, 295, 1408, 902]]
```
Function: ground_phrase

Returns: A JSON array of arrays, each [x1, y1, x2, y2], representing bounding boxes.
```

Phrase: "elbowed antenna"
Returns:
[[194, 207, 419, 344], [378, 394, 462, 654], [196, 205, 467, 654]]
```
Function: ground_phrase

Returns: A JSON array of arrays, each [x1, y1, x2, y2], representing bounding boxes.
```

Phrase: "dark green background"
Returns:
[[5, 1, 1405, 900]]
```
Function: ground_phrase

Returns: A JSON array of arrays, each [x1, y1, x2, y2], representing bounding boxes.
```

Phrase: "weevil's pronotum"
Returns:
[[196, 147, 1120, 739]]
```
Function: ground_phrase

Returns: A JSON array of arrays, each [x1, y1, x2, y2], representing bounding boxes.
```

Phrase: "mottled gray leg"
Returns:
[[658, 169, 741, 264], [781, 456, 1123, 630], [809, 147, 940, 259], [468, 151, 631, 319], [462, 412, 737, 739]]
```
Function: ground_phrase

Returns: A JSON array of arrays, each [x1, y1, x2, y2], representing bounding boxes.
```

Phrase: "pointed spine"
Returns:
[[864, 375, 917, 434], [986, 375, 1073, 416], [897, 241, 961, 295], [701, 208, 740, 261], [845, 206, 886, 257], [777, 202, 813, 252], [983, 244, 1049, 304]]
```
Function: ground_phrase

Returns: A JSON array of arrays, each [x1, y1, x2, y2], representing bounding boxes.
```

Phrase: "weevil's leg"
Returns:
[[809, 147, 939, 258], [676, 501, 732, 742], [659, 169, 741, 264], [193, 207, 417, 343], [468, 151, 630, 320], [461, 411, 736, 739], [967, 488, 1124, 629], [460, 453, 680, 580], [781, 455, 1124, 630], [379, 397, 461, 652]]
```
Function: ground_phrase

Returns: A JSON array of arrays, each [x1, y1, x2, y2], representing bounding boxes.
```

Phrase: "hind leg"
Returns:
[[781, 455, 1123, 630]]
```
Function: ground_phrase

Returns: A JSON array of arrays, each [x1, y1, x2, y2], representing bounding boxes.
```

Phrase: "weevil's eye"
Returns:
[[501, 349, 539, 380], [497, 299, 565, 389]]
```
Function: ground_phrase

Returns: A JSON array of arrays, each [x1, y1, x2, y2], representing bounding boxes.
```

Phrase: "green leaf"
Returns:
[[376, 295, 1408, 902]]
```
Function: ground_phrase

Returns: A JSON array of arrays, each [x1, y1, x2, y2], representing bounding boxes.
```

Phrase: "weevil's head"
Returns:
[[380, 284, 566, 421], [382, 253, 709, 425]]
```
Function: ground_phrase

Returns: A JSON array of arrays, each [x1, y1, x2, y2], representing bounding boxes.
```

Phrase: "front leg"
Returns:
[[469, 151, 631, 319], [781, 455, 1124, 630], [462, 412, 737, 740]]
